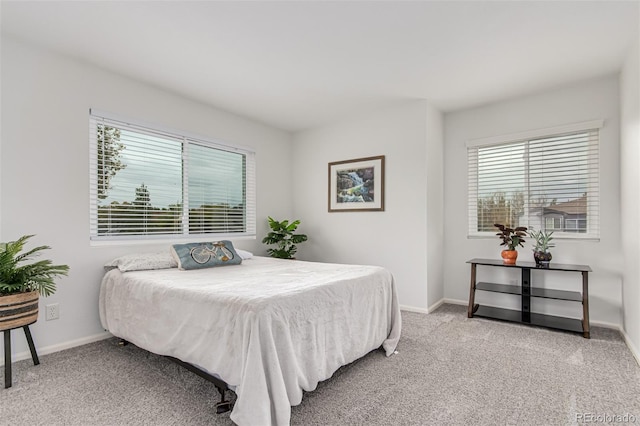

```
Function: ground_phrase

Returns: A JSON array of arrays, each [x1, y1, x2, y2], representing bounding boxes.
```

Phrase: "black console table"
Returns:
[[467, 258, 591, 338]]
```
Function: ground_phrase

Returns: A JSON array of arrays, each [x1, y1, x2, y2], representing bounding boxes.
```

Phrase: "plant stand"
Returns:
[[3, 325, 40, 388], [1, 291, 41, 389]]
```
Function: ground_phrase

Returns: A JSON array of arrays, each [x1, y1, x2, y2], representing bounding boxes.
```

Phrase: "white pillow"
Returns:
[[104, 251, 178, 272], [235, 249, 253, 260]]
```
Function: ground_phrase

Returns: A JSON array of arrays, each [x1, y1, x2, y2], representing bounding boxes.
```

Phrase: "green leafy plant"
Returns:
[[494, 223, 528, 250], [261, 217, 308, 259], [528, 229, 555, 253], [0, 235, 69, 297]]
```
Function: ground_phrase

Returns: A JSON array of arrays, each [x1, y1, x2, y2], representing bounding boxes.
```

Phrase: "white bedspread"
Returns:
[[99, 256, 401, 426]]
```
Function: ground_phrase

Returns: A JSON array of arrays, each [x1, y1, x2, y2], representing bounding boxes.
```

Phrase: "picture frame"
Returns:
[[328, 155, 385, 212]]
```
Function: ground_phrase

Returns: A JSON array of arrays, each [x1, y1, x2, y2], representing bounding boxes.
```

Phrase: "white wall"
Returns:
[[0, 37, 293, 358], [444, 75, 623, 326], [620, 37, 640, 358], [292, 100, 443, 312]]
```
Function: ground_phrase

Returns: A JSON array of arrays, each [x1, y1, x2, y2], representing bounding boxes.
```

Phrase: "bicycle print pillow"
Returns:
[[170, 240, 242, 270]]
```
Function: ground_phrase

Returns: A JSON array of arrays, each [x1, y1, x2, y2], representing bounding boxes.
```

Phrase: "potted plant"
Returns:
[[0, 235, 69, 331], [261, 217, 308, 259], [494, 223, 527, 264], [528, 229, 555, 267]]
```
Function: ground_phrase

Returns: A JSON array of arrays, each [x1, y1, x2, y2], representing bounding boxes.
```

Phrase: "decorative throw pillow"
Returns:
[[104, 251, 178, 272], [170, 240, 242, 270]]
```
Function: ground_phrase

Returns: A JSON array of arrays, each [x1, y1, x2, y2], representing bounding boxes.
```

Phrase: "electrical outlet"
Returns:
[[45, 303, 59, 321]]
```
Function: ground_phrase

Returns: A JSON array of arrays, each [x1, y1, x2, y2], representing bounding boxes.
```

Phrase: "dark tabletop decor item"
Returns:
[[529, 228, 555, 267]]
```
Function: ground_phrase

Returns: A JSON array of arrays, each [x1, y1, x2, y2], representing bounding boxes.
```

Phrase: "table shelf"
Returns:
[[475, 282, 583, 302], [474, 305, 584, 334]]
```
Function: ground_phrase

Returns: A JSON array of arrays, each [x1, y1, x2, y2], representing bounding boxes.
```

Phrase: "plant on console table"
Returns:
[[0, 235, 69, 331], [262, 217, 308, 259], [494, 223, 527, 265], [528, 229, 555, 267]]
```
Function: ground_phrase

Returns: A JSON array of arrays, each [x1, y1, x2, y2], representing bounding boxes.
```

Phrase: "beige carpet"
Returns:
[[2, 304, 639, 425]]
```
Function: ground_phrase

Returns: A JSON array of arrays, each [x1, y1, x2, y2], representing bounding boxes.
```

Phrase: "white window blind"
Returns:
[[468, 122, 600, 239], [89, 110, 256, 242]]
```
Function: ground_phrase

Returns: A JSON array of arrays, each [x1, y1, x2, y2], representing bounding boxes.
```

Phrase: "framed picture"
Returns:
[[328, 155, 385, 212]]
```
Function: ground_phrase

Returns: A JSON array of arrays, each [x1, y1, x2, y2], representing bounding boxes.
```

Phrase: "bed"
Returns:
[[99, 252, 401, 426]]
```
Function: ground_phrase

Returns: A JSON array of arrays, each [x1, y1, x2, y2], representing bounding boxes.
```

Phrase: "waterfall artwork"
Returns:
[[337, 168, 374, 203], [328, 155, 385, 212]]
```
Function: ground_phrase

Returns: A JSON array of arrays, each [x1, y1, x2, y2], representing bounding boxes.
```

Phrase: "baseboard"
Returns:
[[399, 304, 429, 314], [619, 328, 640, 367], [589, 319, 622, 330], [427, 299, 444, 313], [0, 331, 113, 367], [589, 322, 640, 367], [443, 298, 468, 306], [401, 298, 466, 314]]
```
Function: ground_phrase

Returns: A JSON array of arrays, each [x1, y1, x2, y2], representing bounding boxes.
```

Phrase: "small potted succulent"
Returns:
[[494, 223, 527, 264], [528, 229, 555, 267]]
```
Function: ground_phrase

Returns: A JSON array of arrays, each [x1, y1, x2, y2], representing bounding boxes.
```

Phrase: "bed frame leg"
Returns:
[[162, 354, 233, 414], [116, 343, 232, 414], [214, 385, 232, 414]]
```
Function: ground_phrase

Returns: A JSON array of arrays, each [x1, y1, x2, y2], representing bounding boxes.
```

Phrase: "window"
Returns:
[[545, 217, 562, 231], [468, 121, 601, 239], [89, 110, 256, 242]]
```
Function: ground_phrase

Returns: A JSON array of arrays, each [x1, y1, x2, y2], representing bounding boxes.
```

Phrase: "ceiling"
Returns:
[[1, 1, 638, 132]]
